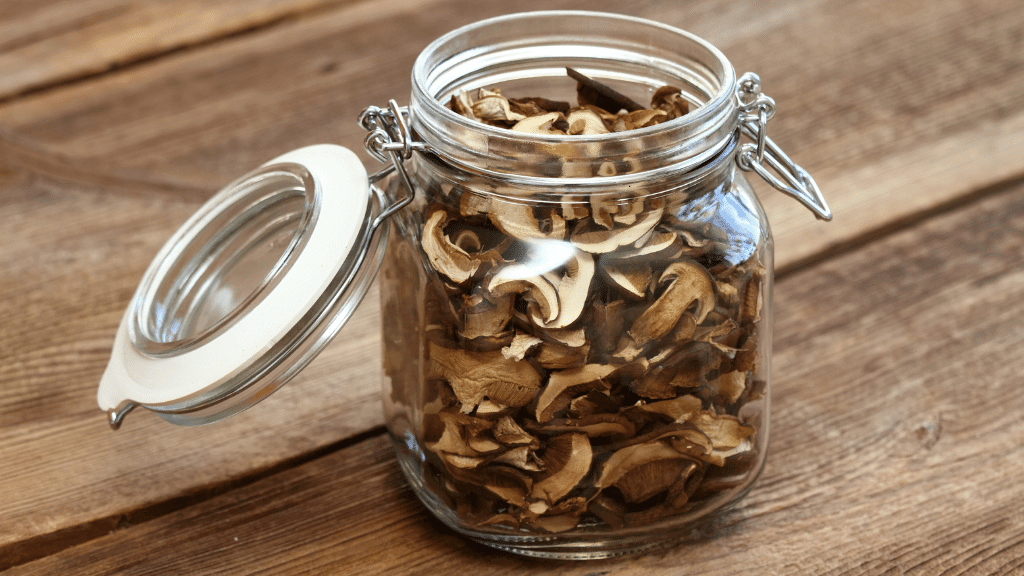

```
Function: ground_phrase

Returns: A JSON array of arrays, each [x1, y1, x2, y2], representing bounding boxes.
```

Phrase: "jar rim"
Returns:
[[410, 11, 739, 177]]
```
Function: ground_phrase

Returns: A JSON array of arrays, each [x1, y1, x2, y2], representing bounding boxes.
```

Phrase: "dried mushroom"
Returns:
[[423, 208, 480, 283], [412, 67, 766, 534], [596, 442, 698, 503], [530, 433, 592, 504], [428, 343, 541, 411], [629, 260, 715, 346]]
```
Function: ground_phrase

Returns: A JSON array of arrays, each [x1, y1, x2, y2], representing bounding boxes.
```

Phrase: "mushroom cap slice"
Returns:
[[501, 332, 543, 361], [611, 231, 681, 261], [545, 326, 587, 348], [530, 433, 592, 504], [449, 91, 477, 121], [589, 195, 618, 230], [510, 111, 565, 135], [571, 205, 664, 254], [491, 446, 543, 472], [471, 94, 527, 124], [493, 416, 540, 447], [713, 371, 747, 405], [428, 411, 502, 456], [488, 203, 566, 241], [596, 441, 695, 503], [461, 291, 513, 340], [535, 341, 589, 370], [629, 260, 715, 346], [601, 261, 652, 300], [422, 208, 480, 284], [693, 412, 756, 451], [539, 414, 636, 440], [428, 343, 542, 412], [651, 85, 690, 119], [487, 265, 559, 324], [532, 251, 594, 329], [612, 109, 668, 132], [535, 364, 617, 423], [566, 108, 610, 135]]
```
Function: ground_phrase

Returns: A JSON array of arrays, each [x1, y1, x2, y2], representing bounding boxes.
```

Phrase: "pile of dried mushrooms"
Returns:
[[408, 70, 766, 533]]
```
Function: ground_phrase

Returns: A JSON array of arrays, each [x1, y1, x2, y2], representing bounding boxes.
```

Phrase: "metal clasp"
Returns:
[[735, 72, 832, 221], [358, 100, 428, 230]]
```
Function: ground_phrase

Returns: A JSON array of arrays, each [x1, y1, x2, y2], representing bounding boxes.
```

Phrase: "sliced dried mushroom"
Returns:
[[529, 433, 592, 504], [713, 371, 747, 405], [536, 364, 617, 423], [501, 332, 543, 361], [471, 91, 527, 125], [651, 85, 690, 119], [428, 342, 542, 412], [461, 290, 513, 340], [571, 203, 664, 254], [535, 340, 589, 370], [533, 251, 594, 329], [545, 326, 588, 348], [487, 264, 559, 324], [629, 260, 715, 346], [422, 208, 480, 283], [601, 260, 652, 299], [428, 412, 496, 457], [589, 195, 618, 230], [449, 91, 477, 120], [612, 109, 667, 132], [611, 231, 682, 261], [596, 442, 696, 503], [493, 415, 540, 447], [491, 446, 544, 472], [511, 112, 566, 135], [537, 413, 636, 440], [488, 203, 566, 241], [509, 96, 570, 116], [566, 108, 610, 135], [642, 395, 705, 422]]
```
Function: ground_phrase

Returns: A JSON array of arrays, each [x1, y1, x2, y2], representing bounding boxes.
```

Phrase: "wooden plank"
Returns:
[[8, 183, 1024, 574], [0, 0, 1020, 261], [0, 138, 386, 567], [2, 0, 1023, 567], [0, 0, 364, 101]]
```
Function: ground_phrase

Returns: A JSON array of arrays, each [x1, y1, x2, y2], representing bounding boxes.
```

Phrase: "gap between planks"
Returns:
[[6, 164, 1024, 572], [0, 426, 386, 571], [0, 0, 372, 105], [775, 168, 1024, 282]]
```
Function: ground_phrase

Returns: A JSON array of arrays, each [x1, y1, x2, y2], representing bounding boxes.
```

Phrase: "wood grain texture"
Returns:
[[8, 183, 1024, 575], [0, 135, 385, 566], [0, 0, 1020, 262], [0, 0, 365, 101], [1, 0, 1022, 570]]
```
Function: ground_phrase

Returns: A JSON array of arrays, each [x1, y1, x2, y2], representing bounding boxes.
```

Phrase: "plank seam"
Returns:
[[0, 0, 366, 106], [0, 425, 388, 571], [776, 170, 1024, 281]]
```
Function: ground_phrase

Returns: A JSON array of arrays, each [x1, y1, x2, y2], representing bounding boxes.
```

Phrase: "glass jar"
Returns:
[[97, 9, 829, 562], [374, 11, 828, 559]]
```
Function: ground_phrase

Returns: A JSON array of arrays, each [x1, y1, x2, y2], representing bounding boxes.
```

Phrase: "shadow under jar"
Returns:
[[378, 11, 779, 559]]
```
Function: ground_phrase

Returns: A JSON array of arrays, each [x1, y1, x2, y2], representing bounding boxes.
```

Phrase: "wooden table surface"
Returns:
[[2, 0, 1023, 574]]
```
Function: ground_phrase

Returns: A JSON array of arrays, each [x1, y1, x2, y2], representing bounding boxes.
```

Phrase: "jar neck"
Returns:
[[409, 11, 739, 180], [411, 131, 742, 206]]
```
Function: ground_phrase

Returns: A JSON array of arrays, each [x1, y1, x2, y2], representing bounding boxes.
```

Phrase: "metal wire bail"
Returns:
[[735, 72, 832, 221], [358, 100, 428, 230]]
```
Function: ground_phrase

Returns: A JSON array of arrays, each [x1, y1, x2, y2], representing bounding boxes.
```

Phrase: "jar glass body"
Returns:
[[377, 12, 773, 559]]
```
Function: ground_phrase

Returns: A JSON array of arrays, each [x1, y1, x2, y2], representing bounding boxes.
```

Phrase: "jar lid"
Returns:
[[97, 144, 384, 429]]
